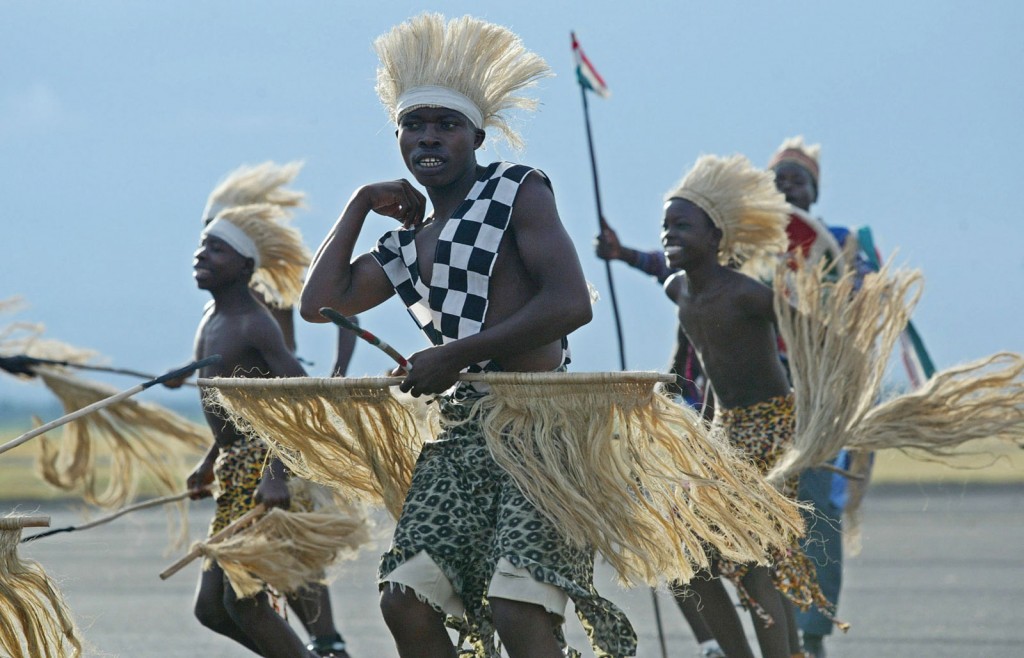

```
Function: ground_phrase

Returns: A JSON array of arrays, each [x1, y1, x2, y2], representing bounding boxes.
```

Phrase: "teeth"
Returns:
[[419, 157, 443, 167]]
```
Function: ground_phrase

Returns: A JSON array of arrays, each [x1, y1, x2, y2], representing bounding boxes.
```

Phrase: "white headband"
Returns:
[[395, 85, 484, 128], [202, 217, 261, 268]]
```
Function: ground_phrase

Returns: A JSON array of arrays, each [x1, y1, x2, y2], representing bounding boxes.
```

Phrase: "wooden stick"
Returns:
[[21, 491, 197, 543], [319, 308, 409, 370], [0, 515, 51, 529], [820, 461, 868, 481], [159, 503, 266, 580], [198, 371, 676, 389], [0, 355, 221, 456]]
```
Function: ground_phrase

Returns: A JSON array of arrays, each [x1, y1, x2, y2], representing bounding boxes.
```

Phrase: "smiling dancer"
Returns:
[[661, 154, 840, 658]]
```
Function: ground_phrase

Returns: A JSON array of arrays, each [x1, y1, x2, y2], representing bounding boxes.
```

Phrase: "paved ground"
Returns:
[[12, 481, 1024, 657]]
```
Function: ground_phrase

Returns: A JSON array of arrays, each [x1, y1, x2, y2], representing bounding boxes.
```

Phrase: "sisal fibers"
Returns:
[[203, 377, 430, 519], [33, 369, 207, 513], [202, 373, 805, 586], [374, 13, 551, 149], [769, 255, 923, 483], [854, 352, 1024, 455], [30, 368, 206, 549], [841, 450, 874, 557], [465, 373, 806, 586], [0, 518, 82, 658], [198, 492, 372, 599]]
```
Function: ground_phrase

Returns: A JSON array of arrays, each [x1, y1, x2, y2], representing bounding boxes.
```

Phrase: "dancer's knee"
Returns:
[[194, 590, 232, 632], [380, 585, 440, 634]]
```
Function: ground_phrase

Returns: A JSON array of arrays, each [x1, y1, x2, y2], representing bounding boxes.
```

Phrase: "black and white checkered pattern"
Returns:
[[372, 162, 542, 370]]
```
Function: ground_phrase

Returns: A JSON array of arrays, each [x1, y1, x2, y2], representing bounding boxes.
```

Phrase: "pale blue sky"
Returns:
[[2, 1, 1022, 412]]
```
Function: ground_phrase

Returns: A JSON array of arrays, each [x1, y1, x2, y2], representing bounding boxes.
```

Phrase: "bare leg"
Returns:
[[193, 565, 262, 653], [740, 566, 793, 658], [670, 581, 716, 643], [490, 597, 563, 658], [684, 575, 756, 658], [380, 586, 457, 658], [288, 583, 350, 657], [220, 567, 316, 658], [782, 599, 802, 656]]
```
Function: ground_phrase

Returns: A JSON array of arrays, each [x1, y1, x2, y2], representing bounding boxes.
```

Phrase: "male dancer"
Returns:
[[195, 163, 355, 656], [186, 203, 345, 657], [598, 138, 853, 656], [301, 13, 634, 658], [661, 154, 835, 658], [201, 160, 360, 377]]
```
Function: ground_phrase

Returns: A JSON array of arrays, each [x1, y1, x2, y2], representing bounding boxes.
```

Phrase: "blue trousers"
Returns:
[[795, 466, 843, 636]]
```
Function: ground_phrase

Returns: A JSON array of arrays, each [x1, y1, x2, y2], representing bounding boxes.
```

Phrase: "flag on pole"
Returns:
[[572, 32, 610, 98]]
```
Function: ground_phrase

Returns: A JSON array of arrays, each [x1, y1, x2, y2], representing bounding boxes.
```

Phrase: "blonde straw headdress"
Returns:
[[374, 13, 552, 149], [202, 161, 305, 224], [666, 154, 790, 269], [203, 203, 312, 308]]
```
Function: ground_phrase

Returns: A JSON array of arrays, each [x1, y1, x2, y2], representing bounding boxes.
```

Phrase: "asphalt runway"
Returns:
[[12, 482, 1024, 657]]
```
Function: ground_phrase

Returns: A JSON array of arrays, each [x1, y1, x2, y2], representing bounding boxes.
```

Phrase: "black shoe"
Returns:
[[308, 634, 349, 657]]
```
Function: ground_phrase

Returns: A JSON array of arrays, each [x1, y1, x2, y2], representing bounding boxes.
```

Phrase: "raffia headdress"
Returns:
[[374, 13, 552, 149], [202, 203, 312, 308], [666, 154, 790, 268], [202, 161, 305, 224], [768, 135, 821, 189]]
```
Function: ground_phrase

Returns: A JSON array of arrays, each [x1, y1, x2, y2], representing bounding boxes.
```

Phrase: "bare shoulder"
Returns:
[[239, 303, 286, 345], [509, 169, 558, 227], [730, 270, 775, 316], [664, 271, 688, 303]]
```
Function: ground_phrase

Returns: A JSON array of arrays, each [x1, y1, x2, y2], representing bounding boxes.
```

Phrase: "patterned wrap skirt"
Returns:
[[711, 394, 844, 629], [379, 391, 638, 657]]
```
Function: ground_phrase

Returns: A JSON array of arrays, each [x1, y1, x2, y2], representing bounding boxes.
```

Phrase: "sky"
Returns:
[[2, 1, 1022, 414]]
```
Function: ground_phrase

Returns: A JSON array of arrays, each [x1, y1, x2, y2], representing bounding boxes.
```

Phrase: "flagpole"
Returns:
[[573, 32, 669, 658], [576, 70, 627, 372]]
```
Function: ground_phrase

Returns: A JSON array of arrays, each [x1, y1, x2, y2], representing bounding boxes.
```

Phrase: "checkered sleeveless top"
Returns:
[[372, 161, 568, 374]]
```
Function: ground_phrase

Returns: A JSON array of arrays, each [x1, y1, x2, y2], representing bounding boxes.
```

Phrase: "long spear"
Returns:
[[0, 354, 196, 385], [572, 32, 627, 371], [20, 491, 201, 543], [0, 355, 221, 456], [571, 31, 668, 658]]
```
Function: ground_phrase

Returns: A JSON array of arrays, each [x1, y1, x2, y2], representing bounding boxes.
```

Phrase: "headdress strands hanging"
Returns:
[[374, 13, 552, 149]]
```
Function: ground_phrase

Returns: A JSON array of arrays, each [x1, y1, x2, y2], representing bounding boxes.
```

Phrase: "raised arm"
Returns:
[[300, 181, 425, 321], [596, 224, 675, 283]]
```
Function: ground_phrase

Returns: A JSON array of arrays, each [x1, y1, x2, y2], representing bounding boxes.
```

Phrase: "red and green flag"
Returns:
[[572, 32, 610, 98]]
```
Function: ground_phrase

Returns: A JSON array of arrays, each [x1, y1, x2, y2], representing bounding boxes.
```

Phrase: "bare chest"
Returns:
[[196, 315, 263, 377]]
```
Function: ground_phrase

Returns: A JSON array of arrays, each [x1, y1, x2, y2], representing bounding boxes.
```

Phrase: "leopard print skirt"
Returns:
[[379, 394, 637, 658], [209, 438, 312, 535], [711, 394, 844, 629]]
